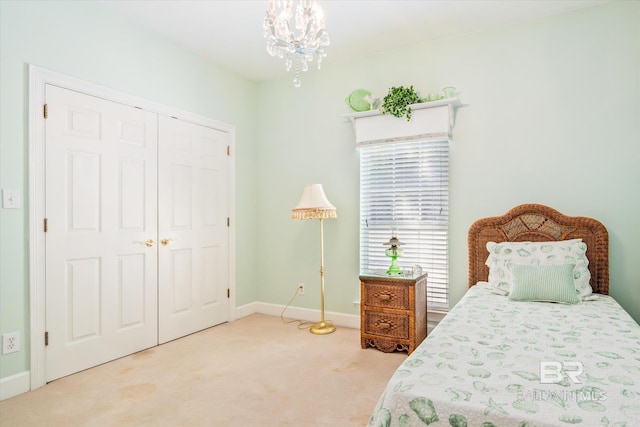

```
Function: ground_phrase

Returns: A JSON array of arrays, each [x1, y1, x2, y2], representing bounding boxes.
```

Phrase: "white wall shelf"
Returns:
[[343, 97, 461, 146]]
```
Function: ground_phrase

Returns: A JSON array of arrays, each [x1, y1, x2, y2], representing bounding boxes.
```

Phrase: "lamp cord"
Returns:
[[280, 287, 313, 330], [280, 287, 334, 331]]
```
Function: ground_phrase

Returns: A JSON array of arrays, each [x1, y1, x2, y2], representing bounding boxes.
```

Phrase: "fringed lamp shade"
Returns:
[[292, 184, 337, 220]]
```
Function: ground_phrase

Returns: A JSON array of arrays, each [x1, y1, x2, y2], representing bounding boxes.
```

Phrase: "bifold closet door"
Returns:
[[43, 85, 230, 381], [157, 115, 230, 344], [44, 85, 159, 382]]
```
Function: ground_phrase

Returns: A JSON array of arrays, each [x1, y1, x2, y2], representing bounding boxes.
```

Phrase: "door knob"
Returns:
[[134, 239, 155, 247], [161, 238, 178, 246]]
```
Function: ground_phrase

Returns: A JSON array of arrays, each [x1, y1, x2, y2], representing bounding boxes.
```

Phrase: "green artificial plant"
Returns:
[[379, 85, 421, 121]]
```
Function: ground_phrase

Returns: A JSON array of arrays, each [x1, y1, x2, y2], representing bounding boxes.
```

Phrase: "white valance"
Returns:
[[343, 98, 460, 147]]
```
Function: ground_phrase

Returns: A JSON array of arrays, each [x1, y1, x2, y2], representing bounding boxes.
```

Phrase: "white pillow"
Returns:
[[485, 239, 592, 299]]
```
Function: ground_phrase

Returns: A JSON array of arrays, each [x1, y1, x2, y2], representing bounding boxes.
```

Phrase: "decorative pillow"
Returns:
[[485, 239, 592, 298], [508, 263, 580, 304]]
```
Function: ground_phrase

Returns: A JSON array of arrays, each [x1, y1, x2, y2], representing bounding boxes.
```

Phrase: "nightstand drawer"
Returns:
[[363, 283, 409, 309], [364, 311, 409, 340]]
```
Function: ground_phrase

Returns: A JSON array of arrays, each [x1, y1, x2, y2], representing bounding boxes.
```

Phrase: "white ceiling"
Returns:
[[95, 0, 604, 82]]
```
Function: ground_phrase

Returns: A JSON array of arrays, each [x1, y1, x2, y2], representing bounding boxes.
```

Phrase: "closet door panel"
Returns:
[[44, 84, 158, 381], [158, 116, 230, 343]]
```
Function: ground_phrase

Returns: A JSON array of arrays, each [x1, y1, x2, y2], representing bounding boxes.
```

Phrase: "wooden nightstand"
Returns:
[[360, 272, 428, 355]]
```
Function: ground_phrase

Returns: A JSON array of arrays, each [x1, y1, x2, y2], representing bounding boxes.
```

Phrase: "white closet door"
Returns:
[[44, 85, 158, 381], [157, 115, 230, 344]]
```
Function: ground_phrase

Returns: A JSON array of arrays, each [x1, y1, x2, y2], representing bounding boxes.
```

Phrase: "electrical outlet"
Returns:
[[2, 332, 20, 354], [298, 283, 305, 295]]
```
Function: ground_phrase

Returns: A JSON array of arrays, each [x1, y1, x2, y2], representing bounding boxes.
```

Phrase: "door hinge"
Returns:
[[227, 288, 230, 298], [227, 217, 230, 227], [226, 145, 230, 156], [45, 331, 49, 346], [44, 218, 48, 232], [43, 104, 48, 119]]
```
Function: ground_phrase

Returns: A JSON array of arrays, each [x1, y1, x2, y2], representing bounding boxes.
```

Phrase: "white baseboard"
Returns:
[[235, 302, 360, 329], [0, 371, 30, 401], [235, 302, 260, 320]]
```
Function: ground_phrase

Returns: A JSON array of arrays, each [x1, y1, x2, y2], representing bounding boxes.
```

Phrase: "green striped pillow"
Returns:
[[508, 263, 580, 304]]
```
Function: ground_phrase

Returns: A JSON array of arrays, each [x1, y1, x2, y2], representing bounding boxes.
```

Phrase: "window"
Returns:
[[359, 139, 449, 309]]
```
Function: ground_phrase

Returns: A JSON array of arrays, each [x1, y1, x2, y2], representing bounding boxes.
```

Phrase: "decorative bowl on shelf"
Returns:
[[345, 89, 373, 112], [422, 94, 444, 102]]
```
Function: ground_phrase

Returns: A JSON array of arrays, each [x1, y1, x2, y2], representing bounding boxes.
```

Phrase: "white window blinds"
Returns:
[[359, 139, 449, 309]]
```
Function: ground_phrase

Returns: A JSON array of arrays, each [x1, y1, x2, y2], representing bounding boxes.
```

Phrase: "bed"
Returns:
[[368, 204, 640, 427]]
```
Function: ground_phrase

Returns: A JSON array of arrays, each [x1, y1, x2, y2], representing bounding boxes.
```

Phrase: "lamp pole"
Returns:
[[319, 218, 325, 323], [310, 217, 335, 334]]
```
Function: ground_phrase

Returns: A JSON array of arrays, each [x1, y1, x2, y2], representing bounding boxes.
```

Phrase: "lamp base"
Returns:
[[386, 256, 403, 275], [310, 321, 336, 335]]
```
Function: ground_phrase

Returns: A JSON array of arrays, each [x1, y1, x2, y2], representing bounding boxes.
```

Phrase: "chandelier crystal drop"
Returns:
[[263, 0, 330, 88]]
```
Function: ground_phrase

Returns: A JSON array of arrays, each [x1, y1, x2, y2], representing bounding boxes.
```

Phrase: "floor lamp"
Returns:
[[292, 184, 337, 335]]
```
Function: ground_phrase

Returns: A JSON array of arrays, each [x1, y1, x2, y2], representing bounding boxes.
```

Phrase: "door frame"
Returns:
[[28, 65, 237, 390]]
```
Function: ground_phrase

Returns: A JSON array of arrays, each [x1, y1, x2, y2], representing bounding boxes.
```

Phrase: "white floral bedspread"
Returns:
[[368, 283, 640, 427]]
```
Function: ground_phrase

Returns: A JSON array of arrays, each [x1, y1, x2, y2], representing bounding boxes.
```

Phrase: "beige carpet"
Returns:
[[0, 314, 406, 426]]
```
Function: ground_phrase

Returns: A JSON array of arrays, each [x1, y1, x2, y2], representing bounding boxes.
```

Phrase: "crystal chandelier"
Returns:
[[263, 0, 330, 88]]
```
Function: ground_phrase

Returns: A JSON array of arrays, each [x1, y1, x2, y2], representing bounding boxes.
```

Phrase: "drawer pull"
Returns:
[[378, 322, 391, 329], [378, 294, 391, 301]]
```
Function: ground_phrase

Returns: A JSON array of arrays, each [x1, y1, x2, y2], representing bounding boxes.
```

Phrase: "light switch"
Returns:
[[2, 189, 21, 209]]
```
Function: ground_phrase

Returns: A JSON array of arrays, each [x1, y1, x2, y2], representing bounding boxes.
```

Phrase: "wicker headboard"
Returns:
[[468, 204, 609, 295]]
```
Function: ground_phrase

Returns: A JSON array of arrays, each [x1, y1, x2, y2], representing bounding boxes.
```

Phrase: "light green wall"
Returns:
[[254, 1, 640, 322], [0, 1, 259, 378]]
